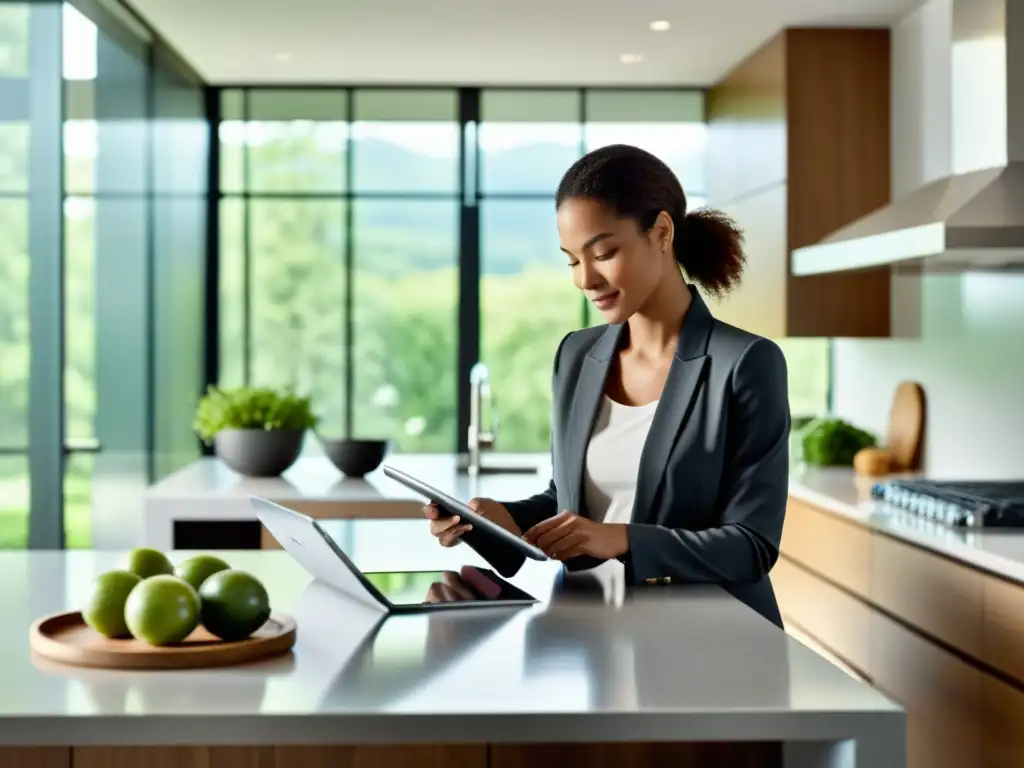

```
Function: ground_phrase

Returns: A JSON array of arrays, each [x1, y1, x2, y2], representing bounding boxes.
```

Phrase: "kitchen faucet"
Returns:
[[467, 361, 498, 476]]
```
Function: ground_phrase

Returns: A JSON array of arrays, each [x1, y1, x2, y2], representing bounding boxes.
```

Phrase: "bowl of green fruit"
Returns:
[[29, 547, 295, 670], [193, 385, 318, 477]]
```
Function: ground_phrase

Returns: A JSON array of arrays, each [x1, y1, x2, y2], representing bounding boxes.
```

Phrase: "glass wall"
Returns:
[[0, 2, 34, 548], [59, 2, 209, 549], [219, 87, 711, 455], [0, 1, 208, 550]]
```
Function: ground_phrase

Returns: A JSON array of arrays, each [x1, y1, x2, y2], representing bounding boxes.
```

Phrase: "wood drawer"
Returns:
[[871, 533, 984, 659], [773, 556, 871, 676], [781, 498, 871, 598], [981, 673, 1024, 768], [870, 609, 981, 768], [983, 574, 1024, 685]]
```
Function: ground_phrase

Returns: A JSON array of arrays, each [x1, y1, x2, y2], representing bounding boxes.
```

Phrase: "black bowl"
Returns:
[[318, 436, 389, 477]]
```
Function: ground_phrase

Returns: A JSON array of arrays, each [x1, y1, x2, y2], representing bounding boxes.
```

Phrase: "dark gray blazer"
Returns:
[[464, 285, 791, 629]]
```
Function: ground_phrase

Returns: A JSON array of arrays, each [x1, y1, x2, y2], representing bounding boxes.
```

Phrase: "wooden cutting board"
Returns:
[[885, 380, 926, 471]]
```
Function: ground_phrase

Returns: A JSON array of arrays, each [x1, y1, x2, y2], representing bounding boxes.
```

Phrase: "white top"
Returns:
[[583, 395, 660, 525]]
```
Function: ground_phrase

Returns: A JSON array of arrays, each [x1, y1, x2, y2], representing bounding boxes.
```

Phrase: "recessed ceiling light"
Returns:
[[649, 20, 671, 32], [619, 53, 643, 64], [274, 52, 290, 63]]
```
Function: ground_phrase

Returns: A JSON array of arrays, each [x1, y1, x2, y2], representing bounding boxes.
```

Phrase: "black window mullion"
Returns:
[[456, 87, 480, 457], [242, 88, 252, 386], [202, 86, 221, 405], [344, 88, 354, 439]]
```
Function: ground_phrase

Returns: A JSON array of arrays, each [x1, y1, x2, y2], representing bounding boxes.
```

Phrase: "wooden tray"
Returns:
[[29, 610, 296, 670]]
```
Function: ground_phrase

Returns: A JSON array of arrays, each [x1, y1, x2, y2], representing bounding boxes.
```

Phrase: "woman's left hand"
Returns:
[[522, 511, 629, 561]]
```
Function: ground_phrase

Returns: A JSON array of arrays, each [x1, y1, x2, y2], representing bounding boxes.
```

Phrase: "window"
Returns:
[[0, 4, 29, 77], [247, 89, 347, 194], [478, 90, 585, 452], [221, 89, 461, 450], [216, 87, 822, 457], [352, 198, 458, 451], [583, 90, 707, 194], [776, 339, 831, 419], [249, 198, 346, 434], [350, 91, 459, 451], [0, 3, 31, 548]]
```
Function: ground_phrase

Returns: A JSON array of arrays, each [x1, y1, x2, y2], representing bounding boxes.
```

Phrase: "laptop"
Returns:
[[250, 496, 539, 614]]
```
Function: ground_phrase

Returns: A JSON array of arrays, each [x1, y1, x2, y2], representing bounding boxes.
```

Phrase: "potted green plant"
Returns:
[[193, 385, 319, 477]]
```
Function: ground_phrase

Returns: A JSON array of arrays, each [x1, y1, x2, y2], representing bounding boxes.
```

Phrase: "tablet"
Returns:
[[251, 496, 539, 613], [381, 464, 549, 562]]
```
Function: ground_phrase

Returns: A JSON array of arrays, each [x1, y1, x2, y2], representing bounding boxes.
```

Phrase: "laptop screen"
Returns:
[[362, 566, 536, 607]]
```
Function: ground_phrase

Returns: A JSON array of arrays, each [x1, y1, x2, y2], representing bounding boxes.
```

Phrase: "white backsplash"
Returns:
[[831, 0, 1024, 480]]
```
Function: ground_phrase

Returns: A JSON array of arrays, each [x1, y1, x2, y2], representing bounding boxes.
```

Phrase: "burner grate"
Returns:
[[871, 479, 1024, 528]]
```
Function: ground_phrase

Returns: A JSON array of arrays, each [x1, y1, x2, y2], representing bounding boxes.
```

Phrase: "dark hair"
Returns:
[[555, 144, 745, 297]]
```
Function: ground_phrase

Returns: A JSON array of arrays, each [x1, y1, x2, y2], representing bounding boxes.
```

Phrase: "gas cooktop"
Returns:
[[871, 479, 1024, 528]]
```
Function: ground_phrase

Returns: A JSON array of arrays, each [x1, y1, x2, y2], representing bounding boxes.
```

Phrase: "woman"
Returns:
[[425, 144, 791, 627]]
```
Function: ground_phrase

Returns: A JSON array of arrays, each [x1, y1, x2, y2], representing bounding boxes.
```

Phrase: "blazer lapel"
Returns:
[[631, 287, 714, 524], [564, 323, 623, 514]]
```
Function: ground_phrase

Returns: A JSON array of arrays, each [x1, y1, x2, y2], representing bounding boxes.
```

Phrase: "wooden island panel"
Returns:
[[71, 745, 487, 768], [490, 742, 782, 768], [1, 743, 784, 768], [0, 747, 70, 768]]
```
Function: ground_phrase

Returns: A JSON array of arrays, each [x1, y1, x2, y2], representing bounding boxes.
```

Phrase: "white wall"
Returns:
[[830, 0, 1024, 480]]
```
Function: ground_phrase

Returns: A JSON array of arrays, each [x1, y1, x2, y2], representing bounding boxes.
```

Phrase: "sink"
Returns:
[[467, 465, 539, 475], [455, 457, 541, 475]]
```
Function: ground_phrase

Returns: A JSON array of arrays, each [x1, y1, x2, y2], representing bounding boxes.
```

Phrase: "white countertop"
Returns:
[[146, 452, 551, 504], [789, 467, 1024, 584], [4, 528, 901, 759]]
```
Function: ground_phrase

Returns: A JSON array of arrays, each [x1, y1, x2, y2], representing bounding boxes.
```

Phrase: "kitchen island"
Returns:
[[5, 528, 903, 767], [141, 453, 552, 551]]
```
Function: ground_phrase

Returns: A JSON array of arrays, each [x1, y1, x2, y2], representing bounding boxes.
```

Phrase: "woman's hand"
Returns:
[[522, 511, 629, 561], [424, 497, 520, 548], [424, 566, 503, 603], [424, 570, 478, 602]]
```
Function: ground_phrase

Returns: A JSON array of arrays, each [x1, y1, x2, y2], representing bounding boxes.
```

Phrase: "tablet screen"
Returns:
[[362, 566, 536, 607]]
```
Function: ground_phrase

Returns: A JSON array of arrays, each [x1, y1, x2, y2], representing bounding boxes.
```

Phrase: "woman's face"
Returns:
[[557, 197, 674, 324]]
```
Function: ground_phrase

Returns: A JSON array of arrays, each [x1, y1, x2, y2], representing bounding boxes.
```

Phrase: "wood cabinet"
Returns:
[[871, 532, 984, 658], [778, 496, 1024, 768], [869, 610, 982, 768], [780, 499, 871, 599], [772, 557, 871, 679], [705, 29, 892, 338]]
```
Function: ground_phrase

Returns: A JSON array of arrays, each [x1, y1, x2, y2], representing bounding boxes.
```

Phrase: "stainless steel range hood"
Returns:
[[792, 0, 1024, 275]]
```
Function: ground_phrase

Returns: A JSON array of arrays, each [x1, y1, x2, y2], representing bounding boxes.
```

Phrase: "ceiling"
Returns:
[[125, 0, 925, 86]]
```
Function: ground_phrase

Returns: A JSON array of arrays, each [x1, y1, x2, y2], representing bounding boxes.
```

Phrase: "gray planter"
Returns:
[[214, 428, 306, 477]]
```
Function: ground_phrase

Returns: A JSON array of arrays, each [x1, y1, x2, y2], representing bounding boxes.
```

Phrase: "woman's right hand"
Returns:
[[424, 497, 519, 548]]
